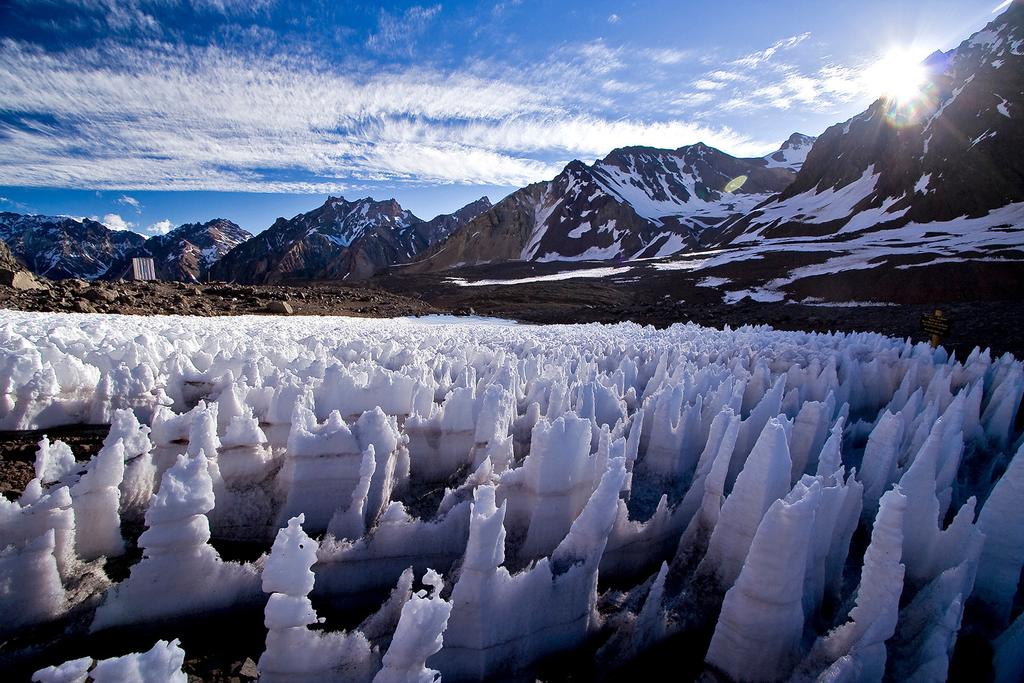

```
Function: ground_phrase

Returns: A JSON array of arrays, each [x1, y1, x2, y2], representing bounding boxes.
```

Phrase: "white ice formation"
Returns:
[[90, 450, 260, 630], [33, 639, 187, 683], [0, 311, 1021, 681]]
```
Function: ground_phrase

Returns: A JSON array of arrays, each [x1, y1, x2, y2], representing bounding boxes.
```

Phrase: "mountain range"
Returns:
[[0, 213, 145, 280], [103, 219, 252, 283], [1, 2, 1021, 299], [405, 141, 801, 272], [210, 195, 491, 284]]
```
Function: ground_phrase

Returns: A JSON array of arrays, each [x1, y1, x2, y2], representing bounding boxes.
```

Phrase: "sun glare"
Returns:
[[863, 48, 928, 102]]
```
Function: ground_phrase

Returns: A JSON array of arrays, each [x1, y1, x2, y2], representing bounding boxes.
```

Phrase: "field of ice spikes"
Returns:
[[2, 311, 1023, 682]]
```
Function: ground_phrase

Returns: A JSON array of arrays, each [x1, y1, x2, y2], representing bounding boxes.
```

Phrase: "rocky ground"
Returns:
[[2, 260, 1022, 358], [0, 425, 109, 499], [0, 276, 437, 317], [377, 259, 1024, 359]]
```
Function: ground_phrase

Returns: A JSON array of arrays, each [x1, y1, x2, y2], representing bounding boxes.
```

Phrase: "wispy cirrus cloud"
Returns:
[[693, 79, 727, 91], [366, 4, 442, 56], [117, 194, 142, 212], [643, 48, 694, 65], [670, 32, 870, 116], [713, 63, 865, 113], [0, 196, 30, 211], [731, 32, 810, 67], [9, 0, 276, 37], [0, 36, 779, 192]]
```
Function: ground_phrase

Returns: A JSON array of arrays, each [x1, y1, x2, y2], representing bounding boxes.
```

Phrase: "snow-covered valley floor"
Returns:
[[2, 311, 1023, 682]]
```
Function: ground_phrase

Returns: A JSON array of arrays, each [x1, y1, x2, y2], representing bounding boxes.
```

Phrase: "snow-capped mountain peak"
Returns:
[[409, 141, 799, 271], [764, 132, 817, 171], [102, 218, 253, 282], [210, 195, 491, 283], [0, 212, 145, 280]]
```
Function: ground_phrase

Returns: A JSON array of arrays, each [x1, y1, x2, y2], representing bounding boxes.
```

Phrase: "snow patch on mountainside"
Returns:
[[446, 266, 631, 287]]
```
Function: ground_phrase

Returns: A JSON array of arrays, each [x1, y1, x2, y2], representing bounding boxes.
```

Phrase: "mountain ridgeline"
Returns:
[[104, 219, 252, 283], [405, 142, 801, 272], [0, 213, 146, 281], [208, 195, 492, 284]]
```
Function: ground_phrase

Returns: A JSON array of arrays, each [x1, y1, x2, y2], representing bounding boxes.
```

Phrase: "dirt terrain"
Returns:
[[0, 276, 437, 318], [377, 264, 1024, 358], [2, 258, 1022, 358]]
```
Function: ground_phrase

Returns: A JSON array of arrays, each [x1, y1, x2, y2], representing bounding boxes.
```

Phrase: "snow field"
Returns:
[[0, 311, 1022, 682]]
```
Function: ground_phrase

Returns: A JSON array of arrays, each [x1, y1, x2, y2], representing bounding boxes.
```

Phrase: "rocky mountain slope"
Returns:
[[103, 219, 251, 282], [0, 213, 145, 280], [763, 132, 816, 171], [685, 1, 1024, 303], [413, 196, 492, 246], [0, 239, 19, 272], [211, 195, 490, 284], [404, 140, 802, 272], [718, 2, 1024, 244]]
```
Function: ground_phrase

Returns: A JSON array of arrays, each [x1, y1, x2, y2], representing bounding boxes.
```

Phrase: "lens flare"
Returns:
[[724, 175, 748, 193]]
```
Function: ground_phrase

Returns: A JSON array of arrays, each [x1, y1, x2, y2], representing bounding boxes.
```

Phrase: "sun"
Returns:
[[863, 48, 928, 102]]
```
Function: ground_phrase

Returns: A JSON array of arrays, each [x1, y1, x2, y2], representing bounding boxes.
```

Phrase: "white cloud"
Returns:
[[146, 219, 174, 235], [607, 14, 620, 24], [100, 213, 132, 231], [706, 69, 752, 83], [0, 27, 879, 193], [117, 195, 142, 212], [0, 37, 784, 189], [693, 79, 726, 91], [722, 63, 865, 113], [677, 31, 876, 116], [601, 79, 643, 94], [366, 4, 442, 55], [574, 40, 624, 74], [992, 1, 1012, 13], [672, 92, 715, 107], [644, 48, 693, 65], [491, 0, 523, 15], [731, 32, 811, 68]]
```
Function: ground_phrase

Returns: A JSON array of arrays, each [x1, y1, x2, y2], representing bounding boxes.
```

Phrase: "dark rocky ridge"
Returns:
[[210, 196, 421, 284], [103, 219, 252, 282], [413, 196, 493, 246], [718, 1, 1024, 243], [0, 213, 145, 280], [405, 141, 799, 273], [0, 239, 20, 271], [211, 195, 491, 284]]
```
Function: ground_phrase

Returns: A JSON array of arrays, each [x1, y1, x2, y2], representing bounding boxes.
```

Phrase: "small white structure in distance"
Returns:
[[130, 257, 156, 281]]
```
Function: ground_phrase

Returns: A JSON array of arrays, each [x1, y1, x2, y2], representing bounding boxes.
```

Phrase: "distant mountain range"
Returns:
[[0, 213, 145, 280], [104, 219, 252, 282], [409, 2, 1024, 293], [209, 195, 491, 283], [1, 2, 1021, 297]]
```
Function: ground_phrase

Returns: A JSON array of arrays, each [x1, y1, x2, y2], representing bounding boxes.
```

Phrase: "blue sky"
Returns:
[[0, 0, 1008, 236]]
